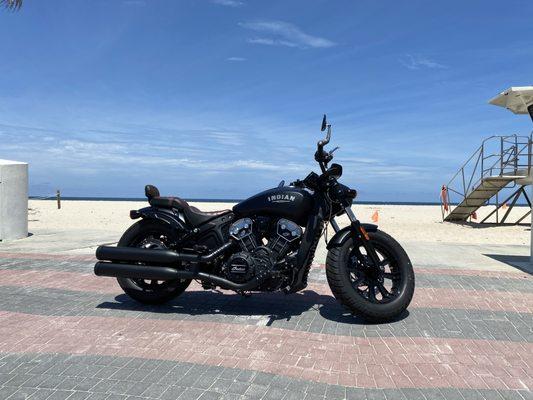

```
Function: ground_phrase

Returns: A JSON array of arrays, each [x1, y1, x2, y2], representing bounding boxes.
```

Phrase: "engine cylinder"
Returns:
[[229, 218, 256, 252], [268, 218, 302, 256]]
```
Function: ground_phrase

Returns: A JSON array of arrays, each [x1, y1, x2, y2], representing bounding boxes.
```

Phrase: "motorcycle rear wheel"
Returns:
[[117, 220, 191, 305], [326, 229, 415, 322]]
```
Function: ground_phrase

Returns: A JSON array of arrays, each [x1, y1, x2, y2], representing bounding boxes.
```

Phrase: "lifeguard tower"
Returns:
[[441, 86, 533, 261]]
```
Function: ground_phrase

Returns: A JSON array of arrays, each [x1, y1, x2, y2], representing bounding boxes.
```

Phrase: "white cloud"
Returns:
[[212, 0, 243, 7], [247, 38, 299, 48], [226, 57, 247, 62], [0, 123, 306, 179], [240, 21, 336, 49], [400, 54, 447, 70]]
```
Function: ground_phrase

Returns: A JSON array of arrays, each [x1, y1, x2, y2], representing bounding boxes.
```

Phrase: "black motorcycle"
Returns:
[[94, 115, 415, 321]]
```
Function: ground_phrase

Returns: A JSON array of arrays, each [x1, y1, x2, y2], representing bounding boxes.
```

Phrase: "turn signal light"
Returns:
[[130, 210, 141, 219], [359, 226, 370, 241]]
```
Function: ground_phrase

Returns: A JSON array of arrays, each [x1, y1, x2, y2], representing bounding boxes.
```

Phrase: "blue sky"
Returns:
[[1, 0, 532, 202]]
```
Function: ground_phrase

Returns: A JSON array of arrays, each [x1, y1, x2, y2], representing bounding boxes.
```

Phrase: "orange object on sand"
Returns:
[[371, 210, 379, 223]]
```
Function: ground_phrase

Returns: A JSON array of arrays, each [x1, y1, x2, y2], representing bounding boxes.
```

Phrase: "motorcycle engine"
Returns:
[[223, 217, 302, 288]]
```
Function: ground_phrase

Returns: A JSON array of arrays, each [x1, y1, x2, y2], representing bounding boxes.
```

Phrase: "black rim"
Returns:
[[130, 231, 180, 292], [347, 240, 402, 304]]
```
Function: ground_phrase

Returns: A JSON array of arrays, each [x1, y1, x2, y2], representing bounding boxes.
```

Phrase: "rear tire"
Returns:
[[326, 229, 415, 322], [117, 220, 191, 305]]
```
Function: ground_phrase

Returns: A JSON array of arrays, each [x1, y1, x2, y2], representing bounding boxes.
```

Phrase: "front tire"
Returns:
[[326, 229, 415, 322], [116, 220, 191, 305]]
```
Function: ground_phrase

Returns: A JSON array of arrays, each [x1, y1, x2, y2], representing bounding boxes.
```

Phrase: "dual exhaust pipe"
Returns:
[[94, 243, 261, 291]]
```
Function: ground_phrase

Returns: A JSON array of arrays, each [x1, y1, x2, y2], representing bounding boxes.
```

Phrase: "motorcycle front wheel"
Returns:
[[326, 229, 415, 322], [116, 219, 191, 305]]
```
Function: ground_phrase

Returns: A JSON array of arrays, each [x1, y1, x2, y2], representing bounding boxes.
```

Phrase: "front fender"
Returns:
[[130, 206, 189, 233], [326, 223, 378, 250]]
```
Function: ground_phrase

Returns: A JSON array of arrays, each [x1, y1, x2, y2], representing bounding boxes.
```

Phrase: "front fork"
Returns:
[[331, 207, 382, 269]]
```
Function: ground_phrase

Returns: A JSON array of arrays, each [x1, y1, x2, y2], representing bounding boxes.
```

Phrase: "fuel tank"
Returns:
[[233, 187, 314, 226]]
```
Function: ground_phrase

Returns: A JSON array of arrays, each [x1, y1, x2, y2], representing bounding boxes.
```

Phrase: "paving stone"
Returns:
[[49, 390, 74, 400], [0, 255, 531, 400], [399, 388, 427, 400], [263, 386, 288, 400], [20, 374, 49, 388], [27, 388, 59, 400], [227, 381, 249, 395], [500, 390, 532, 400], [422, 389, 446, 400], [366, 388, 387, 400], [86, 394, 109, 400], [177, 387, 205, 400], [198, 391, 222, 400], [244, 383, 269, 399], [58, 377, 83, 390], [235, 370, 255, 383], [1, 284, 532, 342], [0, 386, 19, 399], [73, 378, 102, 392], [209, 379, 234, 395], [517, 390, 533, 400], [219, 394, 241, 400], [65, 392, 91, 400], [160, 385, 186, 400], [10, 389, 37, 400], [144, 382, 172, 398], [327, 385, 347, 399]]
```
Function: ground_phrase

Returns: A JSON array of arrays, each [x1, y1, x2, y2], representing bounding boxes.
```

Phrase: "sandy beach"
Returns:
[[27, 199, 530, 246]]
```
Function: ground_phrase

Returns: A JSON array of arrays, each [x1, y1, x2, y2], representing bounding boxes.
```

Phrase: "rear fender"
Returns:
[[326, 223, 378, 250], [130, 206, 189, 233]]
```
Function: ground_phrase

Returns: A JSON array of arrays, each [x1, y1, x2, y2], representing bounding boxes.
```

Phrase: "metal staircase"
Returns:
[[442, 134, 532, 223]]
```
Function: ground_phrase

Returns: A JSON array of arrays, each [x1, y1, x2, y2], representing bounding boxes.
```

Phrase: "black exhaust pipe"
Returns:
[[96, 247, 181, 264], [94, 262, 194, 280], [94, 261, 261, 291], [94, 242, 262, 290], [196, 272, 261, 291], [96, 242, 233, 264]]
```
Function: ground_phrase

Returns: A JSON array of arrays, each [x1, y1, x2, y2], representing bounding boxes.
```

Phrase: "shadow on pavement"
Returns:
[[96, 289, 408, 326], [484, 254, 533, 275]]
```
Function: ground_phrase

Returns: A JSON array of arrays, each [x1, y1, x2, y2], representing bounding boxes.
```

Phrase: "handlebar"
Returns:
[[315, 124, 333, 172], [317, 124, 331, 149]]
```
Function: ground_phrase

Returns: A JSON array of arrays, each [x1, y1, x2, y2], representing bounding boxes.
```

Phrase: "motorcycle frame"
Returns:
[[124, 185, 380, 291]]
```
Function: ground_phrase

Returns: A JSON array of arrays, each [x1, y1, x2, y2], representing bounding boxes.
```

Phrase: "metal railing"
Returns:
[[441, 134, 532, 221]]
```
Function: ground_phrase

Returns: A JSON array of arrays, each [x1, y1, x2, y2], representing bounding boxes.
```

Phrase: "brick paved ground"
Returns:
[[0, 252, 531, 399]]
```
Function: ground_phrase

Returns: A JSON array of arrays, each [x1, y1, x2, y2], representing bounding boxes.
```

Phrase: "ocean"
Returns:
[[29, 196, 444, 206]]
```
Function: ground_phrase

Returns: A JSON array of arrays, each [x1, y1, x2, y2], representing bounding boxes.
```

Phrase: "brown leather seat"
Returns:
[[145, 185, 230, 226]]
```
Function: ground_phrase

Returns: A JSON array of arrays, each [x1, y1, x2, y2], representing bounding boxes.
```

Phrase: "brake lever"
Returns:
[[329, 146, 339, 155]]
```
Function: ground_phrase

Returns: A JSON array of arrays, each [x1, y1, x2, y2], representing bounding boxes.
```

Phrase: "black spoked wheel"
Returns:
[[348, 239, 401, 304], [117, 220, 191, 305], [326, 229, 415, 322]]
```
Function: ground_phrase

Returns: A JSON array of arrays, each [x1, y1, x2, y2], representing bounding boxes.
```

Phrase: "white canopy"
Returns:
[[489, 86, 533, 115]]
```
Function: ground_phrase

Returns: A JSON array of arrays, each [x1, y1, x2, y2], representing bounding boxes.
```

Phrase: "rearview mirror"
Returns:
[[321, 114, 327, 131]]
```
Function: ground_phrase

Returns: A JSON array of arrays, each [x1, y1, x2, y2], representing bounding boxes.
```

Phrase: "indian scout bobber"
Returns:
[[94, 115, 415, 321]]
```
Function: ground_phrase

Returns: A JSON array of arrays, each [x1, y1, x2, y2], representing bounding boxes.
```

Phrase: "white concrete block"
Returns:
[[0, 159, 28, 241]]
